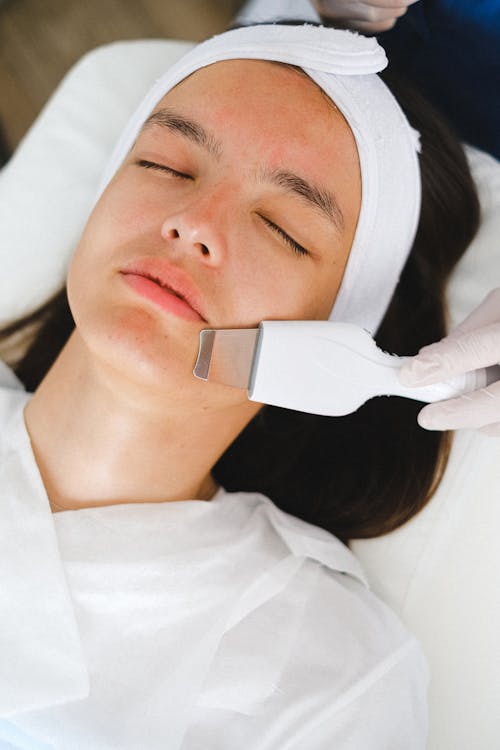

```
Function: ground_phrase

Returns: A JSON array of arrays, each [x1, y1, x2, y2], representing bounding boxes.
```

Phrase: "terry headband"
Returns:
[[97, 24, 422, 333]]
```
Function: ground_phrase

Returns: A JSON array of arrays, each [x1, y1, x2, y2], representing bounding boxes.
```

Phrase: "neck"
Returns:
[[23, 331, 260, 513]]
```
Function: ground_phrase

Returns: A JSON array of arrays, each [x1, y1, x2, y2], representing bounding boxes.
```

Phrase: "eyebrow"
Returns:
[[142, 107, 345, 232], [257, 167, 344, 232], [143, 108, 223, 160]]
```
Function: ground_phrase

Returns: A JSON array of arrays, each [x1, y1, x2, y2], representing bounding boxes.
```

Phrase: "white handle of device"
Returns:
[[248, 321, 499, 417]]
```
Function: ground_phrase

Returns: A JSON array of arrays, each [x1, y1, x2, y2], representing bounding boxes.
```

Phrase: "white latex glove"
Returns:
[[311, 0, 421, 33], [399, 289, 500, 436]]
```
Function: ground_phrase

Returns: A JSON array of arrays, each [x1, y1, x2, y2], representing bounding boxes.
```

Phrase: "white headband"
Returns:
[[97, 24, 422, 333]]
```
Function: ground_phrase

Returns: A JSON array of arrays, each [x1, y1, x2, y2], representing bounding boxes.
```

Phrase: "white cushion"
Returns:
[[0, 39, 499, 750], [0, 40, 194, 325], [352, 146, 500, 749]]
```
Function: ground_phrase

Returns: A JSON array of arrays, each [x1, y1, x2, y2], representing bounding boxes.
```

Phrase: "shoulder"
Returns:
[[222, 489, 368, 586], [278, 559, 428, 745], [291, 557, 428, 691], [196, 550, 428, 747], [280, 513, 429, 720], [206, 492, 428, 730], [219, 489, 420, 661]]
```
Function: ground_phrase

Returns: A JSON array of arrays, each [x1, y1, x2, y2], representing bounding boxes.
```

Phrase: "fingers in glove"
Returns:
[[315, 0, 418, 13], [417, 380, 500, 431], [400, 288, 500, 386], [314, 0, 416, 29], [400, 322, 500, 386], [339, 16, 401, 32]]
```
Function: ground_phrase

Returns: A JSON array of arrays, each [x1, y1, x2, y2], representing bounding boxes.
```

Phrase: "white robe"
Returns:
[[0, 360, 428, 749]]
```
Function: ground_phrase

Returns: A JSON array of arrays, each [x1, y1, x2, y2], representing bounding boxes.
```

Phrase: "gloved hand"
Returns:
[[399, 289, 500, 436], [311, 0, 420, 33]]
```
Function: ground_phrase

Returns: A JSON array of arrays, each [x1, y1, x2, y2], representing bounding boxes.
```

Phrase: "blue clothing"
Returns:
[[379, 0, 500, 159]]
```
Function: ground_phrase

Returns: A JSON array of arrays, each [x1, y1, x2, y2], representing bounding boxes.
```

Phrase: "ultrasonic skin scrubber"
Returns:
[[193, 321, 500, 417]]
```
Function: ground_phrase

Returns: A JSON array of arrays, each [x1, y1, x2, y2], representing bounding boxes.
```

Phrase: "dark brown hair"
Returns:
[[0, 67, 480, 543]]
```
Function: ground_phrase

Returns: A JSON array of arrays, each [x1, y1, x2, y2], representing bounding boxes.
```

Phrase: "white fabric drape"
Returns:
[[0, 370, 428, 749]]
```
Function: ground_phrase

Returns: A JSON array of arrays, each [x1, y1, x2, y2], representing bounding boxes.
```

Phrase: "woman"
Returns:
[[0, 23, 479, 749]]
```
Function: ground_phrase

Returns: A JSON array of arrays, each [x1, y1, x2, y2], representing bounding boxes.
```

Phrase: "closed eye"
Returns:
[[136, 161, 309, 257], [260, 216, 309, 257], [136, 159, 192, 179]]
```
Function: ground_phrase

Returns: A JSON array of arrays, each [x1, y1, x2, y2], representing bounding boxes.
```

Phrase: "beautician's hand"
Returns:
[[399, 289, 500, 436], [311, 0, 420, 33]]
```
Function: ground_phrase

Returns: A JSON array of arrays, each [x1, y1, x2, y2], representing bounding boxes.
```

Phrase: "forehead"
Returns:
[[164, 58, 337, 114], [148, 58, 356, 166], [168, 58, 339, 109]]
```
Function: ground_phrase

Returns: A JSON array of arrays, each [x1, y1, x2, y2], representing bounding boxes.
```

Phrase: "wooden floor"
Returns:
[[0, 0, 243, 153]]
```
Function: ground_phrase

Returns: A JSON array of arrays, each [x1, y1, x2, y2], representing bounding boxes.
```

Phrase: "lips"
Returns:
[[120, 257, 207, 322]]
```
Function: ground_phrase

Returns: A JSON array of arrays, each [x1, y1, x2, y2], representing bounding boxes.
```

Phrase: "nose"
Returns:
[[160, 193, 228, 265], [162, 225, 211, 259]]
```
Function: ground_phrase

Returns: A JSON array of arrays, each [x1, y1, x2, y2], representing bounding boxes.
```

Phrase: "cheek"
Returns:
[[302, 240, 353, 320], [231, 256, 340, 325], [91, 190, 152, 245], [79, 173, 165, 255], [67, 182, 161, 292], [281, 263, 344, 321]]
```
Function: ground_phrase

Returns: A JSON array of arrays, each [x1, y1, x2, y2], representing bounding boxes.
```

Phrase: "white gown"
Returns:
[[0, 360, 428, 749]]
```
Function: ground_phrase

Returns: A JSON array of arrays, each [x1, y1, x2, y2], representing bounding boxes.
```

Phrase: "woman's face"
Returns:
[[67, 59, 361, 398]]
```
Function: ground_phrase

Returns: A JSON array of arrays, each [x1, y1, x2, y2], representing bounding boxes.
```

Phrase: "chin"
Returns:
[[77, 304, 199, 391]]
